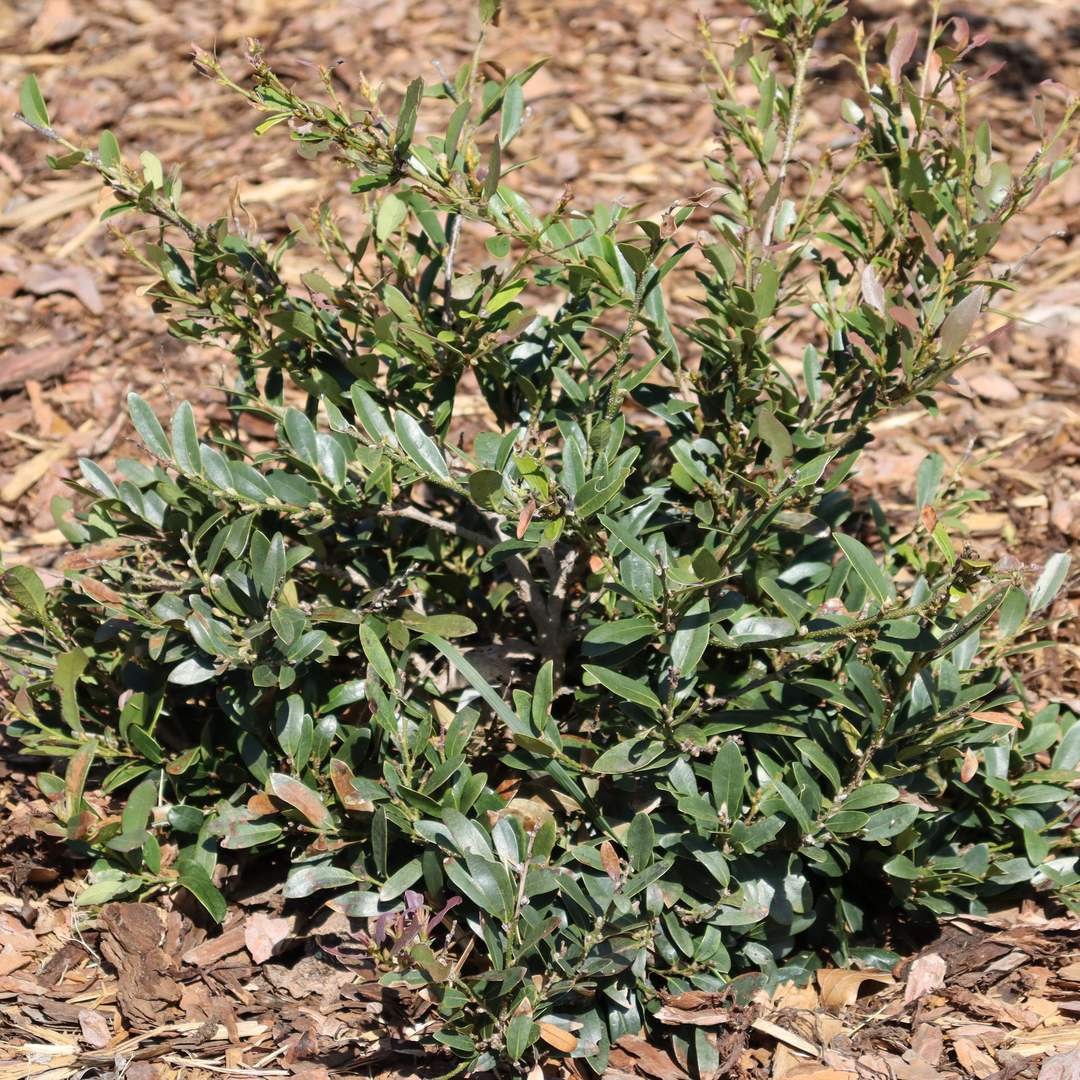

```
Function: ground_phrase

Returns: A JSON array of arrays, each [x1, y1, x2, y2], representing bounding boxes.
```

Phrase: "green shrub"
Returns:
[[5, 0, 1080, 1071]]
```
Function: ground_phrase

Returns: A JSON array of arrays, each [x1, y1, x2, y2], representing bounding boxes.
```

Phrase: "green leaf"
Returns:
[[170, 401, 201, 475], [77, 878, 140, 907], [260, 533, 287, 602], [712, 740, 745, 820], [1023, 827, 1050, 867], [574, 468, 630, 519], [128, 393, 171, 460], [756, 406, 792, 462], [255, 114, 290, 135], [140, 151, 164, 190], [421, 635, 530, 739], [0, 566, 47, 617], [469, 468, 504, 510], [625, 811, 654, 868], [284, 864, 358, 898], [397, 611, 477, 637], [938, 286, 985, 359], [267, 309, 320, 343], [482, 135, 502, 202], [599, 513, 658, 567], [283, 408, 318, 466], [395, 76, 424, 150], [121, 778, 157, 834], [379, 858, 425, 901], [394, 412, 449, 478], [505, 1013, 540, 1061], [19, 74, 50, 129], [54, 648, 88, 733], [592, 737, 668, 773], [834, 533, 890, 607], [582, 665, 661, 711], [917, 453, 944, 510], [360, 623, 397, 686], [1030, 553, 1070, 613], [842, 783, 899, 811], [63, 739, 96, 819], [375, 192, 409, 241], [168, 656, 217, 684], [444, 98, 471, 164], [349, 385, 396, 445], [176, 860, 228, 922], [670, 597, 710, 675]]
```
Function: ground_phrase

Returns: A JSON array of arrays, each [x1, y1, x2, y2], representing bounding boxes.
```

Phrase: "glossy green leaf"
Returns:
[[394, 412, 449, 478], [582, 665, 661, 710]]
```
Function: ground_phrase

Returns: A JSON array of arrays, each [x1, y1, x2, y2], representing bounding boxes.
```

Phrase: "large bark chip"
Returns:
[[99, 903, 183, 1029]]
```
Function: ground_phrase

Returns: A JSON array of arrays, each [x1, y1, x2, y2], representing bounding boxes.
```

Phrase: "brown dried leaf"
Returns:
[[961, 748, 979, 783], [538, 1021, 579, 1053], [329, 758, 374, 812], [268, 773, 335, 830], [614, 1034, 691, 1080], [517, 497, 537, 539], [55, 538, 139, 571], [969, 711, 1023, 728], [816, 968, 894, 1010], [20, 264, 104, 315], [79, 578, 125, 606], [1, 442, 72, 503], [653, 1005, 731, 1026], [29, 0, 87, 50], [247, 792, 280, 815], [600, 840, 621, 883]]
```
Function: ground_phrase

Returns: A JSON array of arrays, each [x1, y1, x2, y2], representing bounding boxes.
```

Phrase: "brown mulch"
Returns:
[[4, 0, 1080, 1076], [4, 881, 1080, 1079]]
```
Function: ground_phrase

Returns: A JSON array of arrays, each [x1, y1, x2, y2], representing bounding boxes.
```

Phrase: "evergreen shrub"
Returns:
[[4, 0, 1080, 1071]]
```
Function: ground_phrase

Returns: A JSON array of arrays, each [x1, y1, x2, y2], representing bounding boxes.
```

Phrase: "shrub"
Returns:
[[4, 0, 1079, 1072]]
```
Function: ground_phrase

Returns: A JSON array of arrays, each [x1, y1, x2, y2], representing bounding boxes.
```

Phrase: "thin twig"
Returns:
[[760, 45, 810, 253], [379, 504, 492, 547], [430, 59, 459, 101], [442, 213, 463, 329], [547, 546, 582, 621]]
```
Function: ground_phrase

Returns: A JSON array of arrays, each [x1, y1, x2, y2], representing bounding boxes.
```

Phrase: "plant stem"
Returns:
[[760, 44, 810, 252]]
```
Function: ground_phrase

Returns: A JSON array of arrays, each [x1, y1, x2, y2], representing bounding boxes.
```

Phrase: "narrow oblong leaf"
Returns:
[[938, 286, 985, 359], [268, 773, 335, 830], [128, 393, 172, 460], [582, 664, 661, 711], [19, 74, 50, 129], [756, 406, 793, 462], [170, 401, 202, 475], [670, 597, 710, 675], [1029, 552, 1070, 613], [834, 533, 890, 606], [712, 739, 745, 820], [176, 860, 227, 922], [360, 623, 396, 686], [861, 265, 886, 313], [394, 412, 449, 478]]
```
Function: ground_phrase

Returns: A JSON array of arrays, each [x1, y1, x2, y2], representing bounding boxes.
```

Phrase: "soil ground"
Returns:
[[3, 0, 1080, 1077]]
